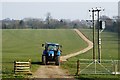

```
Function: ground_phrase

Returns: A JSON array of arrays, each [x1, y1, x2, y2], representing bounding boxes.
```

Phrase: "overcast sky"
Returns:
[[1, 0, 119, 20]]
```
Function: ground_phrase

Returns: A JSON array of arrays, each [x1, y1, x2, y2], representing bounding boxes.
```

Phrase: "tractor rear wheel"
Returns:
[[55, 56, 60, 66], [42, 55, 46, 65]]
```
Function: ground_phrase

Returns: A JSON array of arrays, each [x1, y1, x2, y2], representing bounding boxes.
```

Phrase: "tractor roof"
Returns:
[[46, 42, 59, 46]]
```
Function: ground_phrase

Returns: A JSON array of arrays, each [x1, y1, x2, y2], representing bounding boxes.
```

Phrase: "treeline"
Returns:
[[1, 13, 120, 33], [1, 18, 89, 29], [100, 16, 120, 32], [1, 13, 88, 29]]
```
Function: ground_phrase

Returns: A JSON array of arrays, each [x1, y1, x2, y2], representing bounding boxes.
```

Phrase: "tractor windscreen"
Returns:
[[48, 45, 58, 50]]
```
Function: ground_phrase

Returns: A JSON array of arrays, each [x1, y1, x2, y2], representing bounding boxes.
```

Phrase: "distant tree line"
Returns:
[[100, 15, 120, 33], [1, 19, 88, 29], [1, 13, 120, 33], [1, 12, 90, 29]]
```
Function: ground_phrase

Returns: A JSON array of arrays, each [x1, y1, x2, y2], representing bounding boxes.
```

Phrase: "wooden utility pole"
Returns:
[[89, 7, 104, 63], [89, 9, 96, 62], [96, 9, 101, 63], [94, 7, 104, 63]]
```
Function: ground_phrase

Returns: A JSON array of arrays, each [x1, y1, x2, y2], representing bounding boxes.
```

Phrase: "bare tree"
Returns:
[[45, 12, 52, 28]]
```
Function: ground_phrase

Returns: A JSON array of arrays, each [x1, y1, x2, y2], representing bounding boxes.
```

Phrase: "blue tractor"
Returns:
[[42, 42, 62, 65]]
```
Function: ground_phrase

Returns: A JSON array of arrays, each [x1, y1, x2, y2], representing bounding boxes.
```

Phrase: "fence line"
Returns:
[[76, 59, 120, 75]]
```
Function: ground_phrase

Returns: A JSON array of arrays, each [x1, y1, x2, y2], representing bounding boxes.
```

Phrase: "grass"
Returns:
[[61, 29, 119, 79], [75, 74, 120, 80], [2, 29, 87, 78], [2, 29, 119, 79], [79, 29, 118, 60]]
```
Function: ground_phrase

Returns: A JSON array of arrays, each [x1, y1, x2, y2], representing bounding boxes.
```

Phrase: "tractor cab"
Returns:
[[42, 42, 62, 65]]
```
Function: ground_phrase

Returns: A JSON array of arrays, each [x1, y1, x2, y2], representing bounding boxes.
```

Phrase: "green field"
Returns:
[[2, 29, 119, 79], [61, 29, 119, 79], [79, 29, 118, 60], [2, 29, 87, 77]]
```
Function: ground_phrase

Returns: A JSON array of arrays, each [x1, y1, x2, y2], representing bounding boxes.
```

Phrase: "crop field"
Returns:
[[2, 29, 87, 77], [79, 29, 118, 60], [2, 29, 119, 79], [61, 29, 119, 79]]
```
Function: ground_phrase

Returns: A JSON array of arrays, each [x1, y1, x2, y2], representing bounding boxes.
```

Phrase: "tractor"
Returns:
[[42, 42, 62, 65]]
